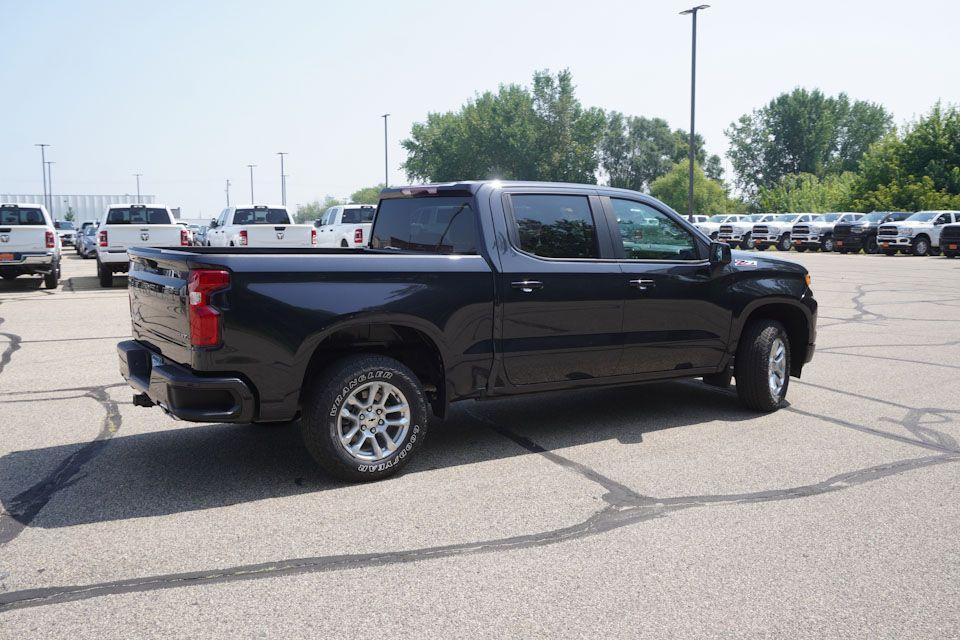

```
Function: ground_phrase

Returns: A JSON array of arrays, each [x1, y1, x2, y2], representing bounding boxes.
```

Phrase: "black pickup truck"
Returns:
[[118, 181, 817, 480]]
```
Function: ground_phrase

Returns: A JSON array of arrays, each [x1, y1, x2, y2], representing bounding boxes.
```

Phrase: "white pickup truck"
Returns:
[[96, 204, 188, 287], [0, 203, 61, 288], [751, 213, 817, 251], [718, 214, 780, 249], [314, 204, 377, 248], [790, 212, 863, 252], [206, 205, 316, 248], [876, 210, 960, 256], [695, 214, 748, 240]]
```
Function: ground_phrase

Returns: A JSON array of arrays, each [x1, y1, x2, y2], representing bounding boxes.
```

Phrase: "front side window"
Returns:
[[510, 194, 598, 259], [371, 196, 477, 254], [611, 199, 698, 260], [106, 207, 172, 224], [936, 214, 951, 224]]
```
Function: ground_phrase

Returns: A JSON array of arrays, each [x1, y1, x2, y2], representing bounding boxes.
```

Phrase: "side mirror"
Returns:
[[209, 219, 218, 228], [709, 241, 731, 266]]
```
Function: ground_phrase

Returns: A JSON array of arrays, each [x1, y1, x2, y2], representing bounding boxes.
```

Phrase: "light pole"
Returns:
[[382, 114, 390, 187], [680, 4, 709, 222], [35, 144, 50, 211], [277, 152, 288, 205], [45, 161, 55, 218], [247, 164, 256, 204], [133, 173, 143, 201], [225, 179, 231, 207]]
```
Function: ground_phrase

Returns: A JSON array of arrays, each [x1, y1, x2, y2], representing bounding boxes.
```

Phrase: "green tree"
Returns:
[[296, 196, 343, 223], [849, 103, 960, 211], [757, 172, 857, 213], [349, 184, 384, 204], [726, 88, 892, 198], [649, 160, 733, 215]]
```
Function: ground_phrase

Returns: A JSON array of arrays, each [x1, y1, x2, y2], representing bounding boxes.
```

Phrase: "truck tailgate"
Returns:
[[244, 224, 313, 247], [104, 225, 182, 251], [0, 227, 48, 253], [128, 253, 192, 359]]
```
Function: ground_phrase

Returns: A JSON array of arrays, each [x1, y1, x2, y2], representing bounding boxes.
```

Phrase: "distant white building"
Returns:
[[0, 194, 158, 224]]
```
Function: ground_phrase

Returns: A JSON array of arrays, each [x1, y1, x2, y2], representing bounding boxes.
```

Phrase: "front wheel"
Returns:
[[912, 236, 930, 256], [820, 236, 835, 252], [795, 246, 807, 253], [735, 319, 790, 412], [739, 233, 752, 250], [865, 236, 879, 254], [300, 354, 430, 482], [778, 234, 792, 251]]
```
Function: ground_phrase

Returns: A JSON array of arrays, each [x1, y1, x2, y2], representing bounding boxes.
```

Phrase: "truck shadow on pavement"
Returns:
[[0, 380, 753, 531]]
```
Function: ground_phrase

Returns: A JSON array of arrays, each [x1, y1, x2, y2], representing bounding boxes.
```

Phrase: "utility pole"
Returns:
[[45, 161, 55, 218], [225, 179, 231, 207], [277, 152, 288, 205], [35, 144, 50, 212], [382, 114, 390, 187], [134, 173, 143, 201], [247, 164, 256, 204], [680, 5, 709, 222]]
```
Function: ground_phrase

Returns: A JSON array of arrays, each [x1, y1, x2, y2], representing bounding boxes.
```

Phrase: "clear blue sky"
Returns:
[[2, 0, 957, 218]]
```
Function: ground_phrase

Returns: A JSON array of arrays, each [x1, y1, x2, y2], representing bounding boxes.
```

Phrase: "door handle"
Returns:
[[511, 280, 544, 293], [628, 278, 656, 290]]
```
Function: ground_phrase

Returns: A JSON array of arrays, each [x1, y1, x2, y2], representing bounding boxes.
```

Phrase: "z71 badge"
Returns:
[[734, 259, 758, 267]]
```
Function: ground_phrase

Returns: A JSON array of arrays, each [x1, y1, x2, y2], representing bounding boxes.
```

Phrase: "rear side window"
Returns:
[[342, 207, 376, 224], [106, 207, 171, 224], [509, 194, 598, 259], [0, 207, 45, 225], [371, 197, 477, 254], [233, 208, 291, 225]]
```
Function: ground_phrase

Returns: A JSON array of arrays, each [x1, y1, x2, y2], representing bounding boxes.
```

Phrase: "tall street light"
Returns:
[[277, 152, 288, 205], [133, 173, 143, 201], [247, 164, 257, 204], [680, 4, 709, 222], [35, 144, 50, 211], [225, 179, 231, 207], [45, 161, 55, 218], [382, 114, 390, 187]]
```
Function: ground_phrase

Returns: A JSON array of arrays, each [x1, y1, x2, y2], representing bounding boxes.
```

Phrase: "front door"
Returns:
[[498, 192, 624, 386]]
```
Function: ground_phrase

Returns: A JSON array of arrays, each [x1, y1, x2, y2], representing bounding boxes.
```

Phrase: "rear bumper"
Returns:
[[117, 340, 256, 423], [0, 252, 57, 273], [98, 249, 130, 266]]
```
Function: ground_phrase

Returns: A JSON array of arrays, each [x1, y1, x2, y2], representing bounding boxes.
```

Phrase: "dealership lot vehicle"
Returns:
[[118, 182, 816, 481], [752, 213, 816, 251], [876, 210, 960, 256], [194, 225, 209, 246], [77, 224, 97, 258], [832, 211, 911, 254], [0, 202, 61, 288], [791, 212, 863, 252], [75, 221, 96, 254], [941, 223, 960, 258], [718, 213, 778, 248], [314, 203, 377, 247], [53, 220, 76, 248], [96, 204, 187, 288], [206, 205, 316, 248], [695, 213, 747, 239]]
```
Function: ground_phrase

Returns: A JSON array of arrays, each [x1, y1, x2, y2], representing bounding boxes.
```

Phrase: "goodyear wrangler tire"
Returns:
[[301, 354, 429, 482], [735, 319, 790, 413]]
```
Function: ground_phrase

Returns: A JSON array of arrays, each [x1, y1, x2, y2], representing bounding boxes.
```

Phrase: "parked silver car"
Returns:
[[77, 224, 98, 259]]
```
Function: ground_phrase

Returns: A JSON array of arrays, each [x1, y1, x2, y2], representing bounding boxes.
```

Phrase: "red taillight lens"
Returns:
[[354, 228, 363, 245], [98, 230, 108, 247], [180, 229, 190, 246], [311, 228, 317, 246], [45, 231, 56, 248], [239, 229, 248, 246], [188, 269, 230, 347]]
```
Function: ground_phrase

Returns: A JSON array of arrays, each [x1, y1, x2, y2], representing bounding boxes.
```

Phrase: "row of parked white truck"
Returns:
[[693, 210, 960, 257]]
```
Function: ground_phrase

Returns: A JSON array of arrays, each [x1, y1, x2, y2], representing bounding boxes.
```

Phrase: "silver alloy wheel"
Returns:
[[768, 337, 787, 398], [337, 381, 410, 462], [915, 238, 929, 255]]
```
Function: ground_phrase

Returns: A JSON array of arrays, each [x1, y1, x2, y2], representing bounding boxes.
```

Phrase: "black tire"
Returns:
[[738, 233, 752, 250], [300, 354, 430, 482], [820, 236, 835, 252], [1, 274, 17, 280], [912, 236, 930, 256], [778, 234, 792, 251], [755, 244, 768, 251], [735, 319, 790, 412], [865, 236, 879, 255], [930, 247, 941, 257], [340, 240, 349, 248], [43, 267, 59, 289], [795, 246, 807, 253], [839, 249, 849, 254], [710, 232, 718, 240], [97, 261, 112, 287], [882, 248, 896, 256], [945, 252, 957, 259]]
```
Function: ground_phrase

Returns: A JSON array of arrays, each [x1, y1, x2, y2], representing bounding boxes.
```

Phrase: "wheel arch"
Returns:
[[734, 299, 812, 377]]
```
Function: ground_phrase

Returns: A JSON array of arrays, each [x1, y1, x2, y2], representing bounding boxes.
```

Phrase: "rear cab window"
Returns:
[[106, 207, 172, 225], [0, 206, 46, 225], [342, 207, 376, 224], [232, 207, 291, 225], [371, 197, 478, 254]]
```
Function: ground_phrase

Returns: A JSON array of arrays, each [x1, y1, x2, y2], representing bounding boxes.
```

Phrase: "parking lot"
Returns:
[[0, 250, 958, 638]]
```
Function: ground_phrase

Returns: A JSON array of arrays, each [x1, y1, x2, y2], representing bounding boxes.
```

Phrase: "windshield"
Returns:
[[342, 207, 376, 224], [777, 214, 800, 222], [0, 207, 45, 225], [55, 221, 75, 230], [105, 207, 172, 224], [233, 208, 291, 225], [371, 197, 478, 254], [861, 213, 886, 222], [820, 214, 841, 222], [905, 212, 937, 222], [707, 215, 727, 222], [83, 226, 97, 236]]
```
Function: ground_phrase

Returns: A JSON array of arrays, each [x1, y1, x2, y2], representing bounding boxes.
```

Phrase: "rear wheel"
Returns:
[[735, 320, 790, 412], [300, 354, 430, 482], [43, 267, 59, 289], [97, 260, 112, 287], [777, 234, 792, 251], [340, 240, 349, 248]]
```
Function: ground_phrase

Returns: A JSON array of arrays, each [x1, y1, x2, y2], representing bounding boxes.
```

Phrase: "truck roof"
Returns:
[[379, 180, 675, 200], [106, 203, 171, 210]]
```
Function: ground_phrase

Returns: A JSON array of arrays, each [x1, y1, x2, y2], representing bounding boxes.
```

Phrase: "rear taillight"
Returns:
[[354, 228, 363, 245], [45, 231, 56, 248], [180, 229, 190, 246], [239, 229, 248, 246], [98, 230, 108, 247], [311, 228, 317, 246], [187, 269, 230, 347]]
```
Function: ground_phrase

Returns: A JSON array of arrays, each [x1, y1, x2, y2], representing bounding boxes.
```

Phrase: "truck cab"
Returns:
[[0, 203, 61, 289], [314, 204, 377, 248], [832, 211, 911, 254], [206, 205, 316, 248], [96, 204, 188, 287]]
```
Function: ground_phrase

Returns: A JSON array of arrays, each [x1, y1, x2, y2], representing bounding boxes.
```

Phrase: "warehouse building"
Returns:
[[0, 194, 158, 224]]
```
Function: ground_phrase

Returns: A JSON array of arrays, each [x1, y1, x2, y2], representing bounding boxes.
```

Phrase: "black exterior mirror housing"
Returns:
[[209, 219, 218, 228], [709, 241, 731, 266]]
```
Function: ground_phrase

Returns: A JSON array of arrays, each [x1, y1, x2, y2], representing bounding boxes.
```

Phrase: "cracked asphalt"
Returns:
[[1, 251, 959, 639]]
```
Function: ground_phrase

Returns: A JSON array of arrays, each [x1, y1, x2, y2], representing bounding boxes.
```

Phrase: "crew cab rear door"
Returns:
[[600, 196, 729, 375], [497, 190, 624, 386]]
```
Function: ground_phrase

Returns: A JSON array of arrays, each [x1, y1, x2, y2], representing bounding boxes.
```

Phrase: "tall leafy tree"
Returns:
[[726, 88, 892, 198], [757, 172, 857, 213], [350, 184, 384, 204], [649, 160, 733, 214]]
